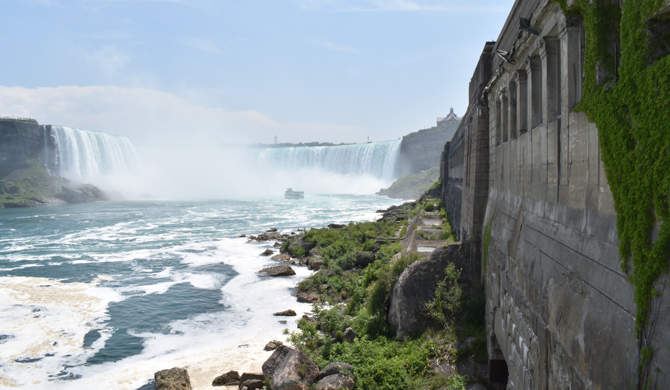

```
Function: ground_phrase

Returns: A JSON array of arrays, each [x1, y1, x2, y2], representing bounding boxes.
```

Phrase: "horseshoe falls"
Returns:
[[50, 125, 140, 182], [257, 140, 401, 182]]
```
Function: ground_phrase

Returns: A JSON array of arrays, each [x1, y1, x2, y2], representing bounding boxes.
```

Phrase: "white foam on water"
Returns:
[[28, 237, 315, 390], [0, 276, 122, 388]]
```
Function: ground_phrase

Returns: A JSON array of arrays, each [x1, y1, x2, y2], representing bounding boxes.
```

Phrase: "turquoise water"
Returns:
[[0, 195, 398, 389]]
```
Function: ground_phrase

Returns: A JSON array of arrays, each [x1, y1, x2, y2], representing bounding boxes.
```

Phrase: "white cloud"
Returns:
[[0, 85, 365, 147], [181, 38, 221, 54], [312, 40, 359, 53]]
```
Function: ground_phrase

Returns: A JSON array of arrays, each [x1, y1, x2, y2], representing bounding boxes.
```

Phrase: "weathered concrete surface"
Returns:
[[438, 0, 670, 388]]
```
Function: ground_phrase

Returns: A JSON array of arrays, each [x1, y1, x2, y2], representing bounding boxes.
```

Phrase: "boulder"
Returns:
[[316, 362, 354, 381], [307, 256, 324, 271], [354, 251, 375, 268], [342, 327, 356, 342], [274, 241, 283, 247], [274, 309, 297, 316], [270, 348, 319, 390], [241, 379, 264, 389], [262, 345, 292, 378], [261, 249, 274, 256], [267, 228, 278, 232], [315, 373, 355, 390], [264, 340, 283, 351], [212, 370, 240, 386], [239, 373, 265, 389], [308, 247, 322, 257], [272, 253, 291, 261], [260, 264, 296, 277], [327, 223, 345, 229], [60, 186, 87, 204], [297, 291, 319, 303], [388, 243, 467, 339], [154, 367, 192, 390]]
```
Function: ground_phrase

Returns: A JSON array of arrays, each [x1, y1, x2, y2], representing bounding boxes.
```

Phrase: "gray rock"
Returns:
[[272, 253, 291, 261], [315, 373, 355, 390], [284, 234, 315, 257], [297, 291, 319, 303], [308, 255, 324, 271], [241, 379, 264, 389], [261, 249, 274, 256], [342, 327, 356, 342], [212, 370, 240, 386], [239, 373, 265, 389], [274, 309, 297, 316], [264, 340, 283, 351], [327, 224, 345, 229], [154, 367, 192, 390], [388, 243, 467, 338], [316, 362, 354, 381], [354, 251, 375, 268], [262, 345, 292, 378], [270, 348, 319, 390], [274, 241, 283, 247], [260, 264, 296, 277]]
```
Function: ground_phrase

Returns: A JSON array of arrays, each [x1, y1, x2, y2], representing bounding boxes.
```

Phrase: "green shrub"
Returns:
[[293, 246, 305, 258], [426, 262, 462, 329]]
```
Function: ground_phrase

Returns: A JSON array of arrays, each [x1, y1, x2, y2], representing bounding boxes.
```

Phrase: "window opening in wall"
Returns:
[[510, 83, 518, 139], [496, 99, 502, 145], [502, 94, 509, 143], [530, 56, 542, 129], [647, 11, 670, 67], [518, 74, 528, 134]]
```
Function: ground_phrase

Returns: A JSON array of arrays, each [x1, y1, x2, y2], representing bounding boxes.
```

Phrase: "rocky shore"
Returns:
[[148, 191, 493, 390]]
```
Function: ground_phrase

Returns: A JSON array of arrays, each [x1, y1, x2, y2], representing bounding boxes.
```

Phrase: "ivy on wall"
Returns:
[[554, 0, 670, 380]]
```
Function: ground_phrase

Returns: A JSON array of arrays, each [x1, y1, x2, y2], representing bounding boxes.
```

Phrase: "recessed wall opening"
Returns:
[[509, 82, 518, 139], [530, 55, 542, 129], [489, 359, 509, 385], [518, 73, 528, 134], [502, 94, 509, 143], [496, 99, 502, 145]]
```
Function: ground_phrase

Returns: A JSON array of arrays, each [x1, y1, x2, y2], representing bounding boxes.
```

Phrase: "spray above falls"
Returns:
[[258, 140, 401, 181]]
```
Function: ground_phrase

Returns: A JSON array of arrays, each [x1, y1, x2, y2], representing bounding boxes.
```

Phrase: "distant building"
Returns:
[[436, 108, 460, 127]]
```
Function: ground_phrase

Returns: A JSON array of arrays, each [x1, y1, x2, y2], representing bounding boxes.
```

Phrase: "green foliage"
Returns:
[[314, 304, 354, 334], [426, 263, 463, 329], [293, 246, 305, 258]]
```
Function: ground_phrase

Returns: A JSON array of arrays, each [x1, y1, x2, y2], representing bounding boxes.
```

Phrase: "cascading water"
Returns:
[[50, 126, 140, 182], [258, 139, 401, 181]]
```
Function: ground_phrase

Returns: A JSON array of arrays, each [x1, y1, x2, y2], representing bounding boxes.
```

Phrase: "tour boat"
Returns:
[[284, 188, 304, 199]]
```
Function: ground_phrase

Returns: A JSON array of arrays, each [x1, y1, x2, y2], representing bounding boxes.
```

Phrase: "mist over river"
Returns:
[[0, 195, 399, 389]]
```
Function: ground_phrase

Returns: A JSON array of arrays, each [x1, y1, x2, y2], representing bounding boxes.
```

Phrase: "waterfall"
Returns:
[[50, 125, 140, 182], [258, 140, 400, 181]]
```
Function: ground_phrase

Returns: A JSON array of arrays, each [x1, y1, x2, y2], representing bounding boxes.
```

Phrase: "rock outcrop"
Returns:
[[265, 347, 319, 390], [259, 264, 296, 277], [212, 370, 240, 386], [388, 243, 467, 338], [154, 367, 192, 390]]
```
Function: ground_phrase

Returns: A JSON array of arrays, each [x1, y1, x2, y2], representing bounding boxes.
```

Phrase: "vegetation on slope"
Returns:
[[377, 167, 440, 200], [284, 197, 486, 389]]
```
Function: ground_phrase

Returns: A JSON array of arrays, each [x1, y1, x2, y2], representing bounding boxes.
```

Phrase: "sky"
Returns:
[[0, 0, 515, 147]]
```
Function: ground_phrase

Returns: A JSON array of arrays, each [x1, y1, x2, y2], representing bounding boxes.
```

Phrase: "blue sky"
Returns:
[[0, 0, 515, 147]]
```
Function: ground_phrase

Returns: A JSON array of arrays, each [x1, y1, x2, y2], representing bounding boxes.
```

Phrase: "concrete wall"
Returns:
[[439, 0, 670, 388]]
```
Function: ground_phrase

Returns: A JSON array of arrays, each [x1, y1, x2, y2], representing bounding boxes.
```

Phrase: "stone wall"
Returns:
[[438, 0, 670, 388], [397, 120, 460, 177], [0, 120, 57, 178]]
